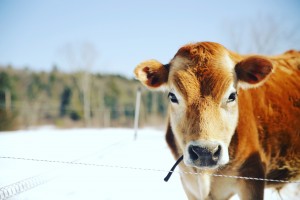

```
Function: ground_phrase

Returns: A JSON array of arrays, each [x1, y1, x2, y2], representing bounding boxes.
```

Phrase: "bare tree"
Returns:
[[61, 42, 98, 127], [225, 15, 300, 55]]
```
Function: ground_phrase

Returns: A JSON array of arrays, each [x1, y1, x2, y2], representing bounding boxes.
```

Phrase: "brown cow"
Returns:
[[134, 42, 300, 200]]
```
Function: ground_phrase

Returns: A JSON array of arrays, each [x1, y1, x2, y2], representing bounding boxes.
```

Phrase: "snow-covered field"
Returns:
[[0, 127, 299, 200]]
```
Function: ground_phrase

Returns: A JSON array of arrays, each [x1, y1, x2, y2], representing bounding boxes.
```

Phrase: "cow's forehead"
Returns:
[[168, 44, 235, 103]]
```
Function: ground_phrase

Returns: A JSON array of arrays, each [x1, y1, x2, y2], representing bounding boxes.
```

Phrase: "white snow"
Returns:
[[0, 127, 299, 200]]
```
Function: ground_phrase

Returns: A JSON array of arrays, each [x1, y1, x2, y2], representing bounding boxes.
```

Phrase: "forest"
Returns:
[[0, 65, 169, 131]]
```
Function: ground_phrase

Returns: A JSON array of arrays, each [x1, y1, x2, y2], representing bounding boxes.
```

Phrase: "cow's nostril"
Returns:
[[212, 145, 222, 161], [188, 145, 199, 161], [189, 145, 211, 160]]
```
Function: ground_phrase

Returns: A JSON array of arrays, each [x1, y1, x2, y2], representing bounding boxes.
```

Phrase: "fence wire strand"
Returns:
[[1, 156, 300, 184]]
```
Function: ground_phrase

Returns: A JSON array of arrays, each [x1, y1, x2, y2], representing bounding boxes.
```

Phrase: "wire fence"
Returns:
[[1, 156, 299, 184], [1, 154, 300, 199]]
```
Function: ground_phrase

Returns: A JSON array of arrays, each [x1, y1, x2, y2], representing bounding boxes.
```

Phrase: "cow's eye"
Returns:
[[168, 92, 178, 104], [227, 92, 237, 103]]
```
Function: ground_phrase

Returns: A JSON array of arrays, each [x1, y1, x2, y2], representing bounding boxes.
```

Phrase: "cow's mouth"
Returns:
[[164, 142, 228, 182]]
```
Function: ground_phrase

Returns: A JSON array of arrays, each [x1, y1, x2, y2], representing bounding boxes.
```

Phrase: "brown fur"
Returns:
[[134, 42, 300, 199]]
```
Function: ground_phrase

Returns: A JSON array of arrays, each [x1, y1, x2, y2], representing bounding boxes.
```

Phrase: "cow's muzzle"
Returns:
[[185, 141, 224, 168]]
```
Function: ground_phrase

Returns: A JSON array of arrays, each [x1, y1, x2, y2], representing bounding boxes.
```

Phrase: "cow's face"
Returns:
[[166, 53, 238, 169], [134, 42, 272, 169]]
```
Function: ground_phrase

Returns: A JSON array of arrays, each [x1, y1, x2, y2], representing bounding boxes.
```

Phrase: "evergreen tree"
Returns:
[[0, 71, 17, 130], [60, 86, 72, 117]]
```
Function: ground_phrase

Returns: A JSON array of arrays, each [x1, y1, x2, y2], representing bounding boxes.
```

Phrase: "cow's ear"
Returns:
[[235, 56, 273, 89], [134, 60, 169, 89]]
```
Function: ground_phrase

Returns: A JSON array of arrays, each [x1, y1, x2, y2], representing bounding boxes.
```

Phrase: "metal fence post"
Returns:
[[133, 87, 141, 140]]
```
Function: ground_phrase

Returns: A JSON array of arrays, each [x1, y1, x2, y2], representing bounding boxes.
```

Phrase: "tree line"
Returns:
[[0, 65, 169, 131]]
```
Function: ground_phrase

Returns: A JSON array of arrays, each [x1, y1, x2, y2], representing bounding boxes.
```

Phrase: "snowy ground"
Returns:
[[0, 127, 299, 200]]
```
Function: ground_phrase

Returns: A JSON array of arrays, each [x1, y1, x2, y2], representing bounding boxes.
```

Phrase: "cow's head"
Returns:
[[134, 42, 273, 169]]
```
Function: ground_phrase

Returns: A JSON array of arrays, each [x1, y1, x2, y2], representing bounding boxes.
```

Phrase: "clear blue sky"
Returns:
[[0, 0, 299, 77]]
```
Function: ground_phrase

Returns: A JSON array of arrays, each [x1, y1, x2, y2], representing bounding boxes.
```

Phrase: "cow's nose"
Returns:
[[188, 144, 222, 167]]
